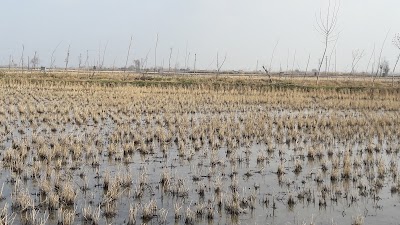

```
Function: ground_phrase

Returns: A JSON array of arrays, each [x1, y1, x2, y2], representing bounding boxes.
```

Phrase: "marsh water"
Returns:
[[1, 107, 399, 225]]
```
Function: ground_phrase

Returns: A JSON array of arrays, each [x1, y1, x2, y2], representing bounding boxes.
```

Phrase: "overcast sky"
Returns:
[[1, 0, 400, 72]]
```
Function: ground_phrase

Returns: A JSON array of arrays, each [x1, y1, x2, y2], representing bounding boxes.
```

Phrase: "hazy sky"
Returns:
[[1, 0, 400, 72]]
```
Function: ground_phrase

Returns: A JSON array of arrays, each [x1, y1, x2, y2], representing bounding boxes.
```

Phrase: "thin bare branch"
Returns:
[[315, 0, 340, 84], [124, 35, 133, 73], [269, 40, 280, 72]]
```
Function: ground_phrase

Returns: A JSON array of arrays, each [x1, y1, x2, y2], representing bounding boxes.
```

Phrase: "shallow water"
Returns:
[[0, 85, 399, 225]]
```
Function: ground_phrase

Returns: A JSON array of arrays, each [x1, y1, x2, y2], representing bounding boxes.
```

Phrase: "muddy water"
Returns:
[[1, 108, 399, 225]]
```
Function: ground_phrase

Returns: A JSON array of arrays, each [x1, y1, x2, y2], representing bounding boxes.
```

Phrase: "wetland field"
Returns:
[[0, 72, 400, 225]]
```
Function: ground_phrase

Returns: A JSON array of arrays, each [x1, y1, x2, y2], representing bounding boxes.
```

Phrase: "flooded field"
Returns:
[[0, 75, 399, 225]]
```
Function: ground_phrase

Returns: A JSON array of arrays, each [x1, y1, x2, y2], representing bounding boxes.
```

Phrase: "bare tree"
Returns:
[[186, 52, 191, 71], [380, 60, 390, 76], [112, 57, 117, 71], [373, 30, 390, 85], [84, 50, 89, 71], [154, 33, 159, 72], [100, 40, 109, 69], [291, 50, 297, 75], [30, 51, 39, 70], [325, 55, 328, 75], [334, 49, 337, 73], [161, 59, 165, 75], [12, 57, 15, 68], [216, 52, 227, 77], [78, 53, 82, 69], [390, 34, 400, 86], [134, 59, 141, 72], [350, 49, 365, 74], [286, 49, 290, 73], [8, 55, 11, 70], [124, 36, 133, 73], [255, 60, 259, 73], [175, 48, 179, 72], [184, 41, 188, 70], [315, 0, 340, 84], [168, 47, 173, 73], [20, 45, 25, 73], [392, 34, 400, 86], [78, 53, 82, 73], [392, 33, 400, 73], [262, 66, 272, 82], [304, 53, 311, 77], [50, 41, 62, 69], [366, 44, 375, 74], [174, 49, 180, 72], [193, 53, 197, 74], [140, 48, 152, 76], [65, 45, 70, 71], [327, 35, 339, 73], [97, 42, 101, 69], [269, 40, 279, 72]]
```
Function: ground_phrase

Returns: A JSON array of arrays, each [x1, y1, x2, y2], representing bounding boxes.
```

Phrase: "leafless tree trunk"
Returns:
[[291, 50, 297, 75], [315, 0, 340, 85], [161, 59, 164, 75], [112, 57, 117, 71], [184, 41, 188, 71], [366, 44, 375, 74], [255, 60, 259, 73], [216, 52, 227, 77], [32, 51, 37, 70], [50, 41, 62, 70], [187, 52, 191, 71], [393, 34, 400, 69], [101, 40, 109, 69], [78, 53, 82, 69], [124, 36, 133, 73], [65, 45, 70, 71], [262, 66, 272, 82], [84, 50, 89, 73], [304, 53, 311, 78], [351, 49, 365, 74], [327, 36, 339, 73], [286, 49, 290, 74], [168, 47, 173, 73], [154, 33, 159, 73], [371, 51, 376, 75], [393, 54, 400, 74], [91, 57, 96, 78], [97, 43, 101, 69], [193, 53, 197, 74], [373, 30, 390, 86], [392, 34, 400, 86], [140, 48, 151, 77], [392, 54, 400, 86], [78, 53, 82, 73], [334, 49, 337, 73], [20, 45, 25, 74], [11, 57, 15, 70], [325, 56, 328, 76], [174, 49, 180, 73], [8, 55, 11, 70], [269, 40, 279, 72]]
